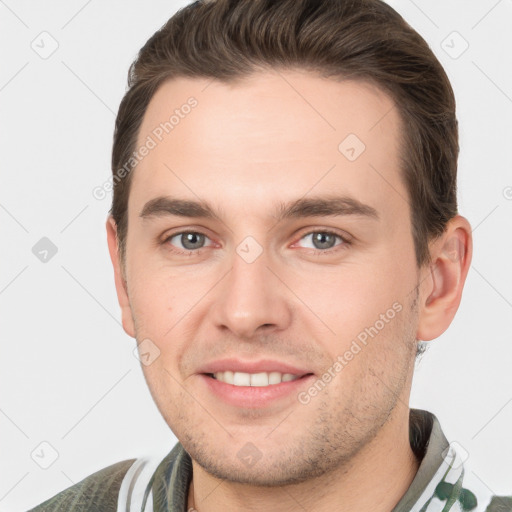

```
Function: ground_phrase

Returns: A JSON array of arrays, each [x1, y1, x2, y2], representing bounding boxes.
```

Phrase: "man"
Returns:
[[29, 0, 511, 510]]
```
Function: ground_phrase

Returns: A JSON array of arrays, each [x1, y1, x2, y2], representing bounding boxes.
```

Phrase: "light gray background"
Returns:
[[1, 1, 511, 510]]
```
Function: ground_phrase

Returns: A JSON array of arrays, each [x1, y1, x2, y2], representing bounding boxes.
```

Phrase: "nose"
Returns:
[[210, 244, 293, 339]]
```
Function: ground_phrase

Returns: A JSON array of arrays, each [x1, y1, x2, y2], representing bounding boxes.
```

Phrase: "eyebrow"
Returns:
[[139, 195, 379, 222]]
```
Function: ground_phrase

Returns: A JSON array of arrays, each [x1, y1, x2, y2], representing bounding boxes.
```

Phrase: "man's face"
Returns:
[[116, 70, 424, 485]]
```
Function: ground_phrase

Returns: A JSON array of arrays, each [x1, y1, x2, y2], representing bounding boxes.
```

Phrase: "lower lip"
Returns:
[[199, 373, 315, 408]]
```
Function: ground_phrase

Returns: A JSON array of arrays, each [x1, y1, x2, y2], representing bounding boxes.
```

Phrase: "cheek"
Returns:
[[295, 261, 401, 338], [302, 261, 414, 377], [126, 264, 213, 371], [140, 363, 189, 430], [126, 264, 181, 345]]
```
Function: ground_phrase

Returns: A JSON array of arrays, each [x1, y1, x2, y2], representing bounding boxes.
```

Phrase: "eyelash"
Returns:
[[161, 229, 351, 256]]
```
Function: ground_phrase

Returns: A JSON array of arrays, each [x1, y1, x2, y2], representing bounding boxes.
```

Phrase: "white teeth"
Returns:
[[268, 372, 282, 385], [250, 372, 269, 387], [212, 371, 300, 386], [233, 372, 250, 386]]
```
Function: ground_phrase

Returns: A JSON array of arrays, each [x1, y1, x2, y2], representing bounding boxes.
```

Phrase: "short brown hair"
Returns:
[[110, 0, 458, 270]]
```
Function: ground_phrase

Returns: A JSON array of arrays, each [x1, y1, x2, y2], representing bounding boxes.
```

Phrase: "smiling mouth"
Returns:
[[205, 371, 314, 387]]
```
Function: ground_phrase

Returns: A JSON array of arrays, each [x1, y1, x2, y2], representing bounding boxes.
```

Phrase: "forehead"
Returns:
[[129, 69, 407, 223]]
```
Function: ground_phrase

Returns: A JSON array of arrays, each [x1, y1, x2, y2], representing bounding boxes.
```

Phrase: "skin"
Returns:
[[106, 69, 472, 512]]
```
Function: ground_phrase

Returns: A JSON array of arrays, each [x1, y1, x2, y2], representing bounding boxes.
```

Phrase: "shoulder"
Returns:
[[27, 458, 136, 512]]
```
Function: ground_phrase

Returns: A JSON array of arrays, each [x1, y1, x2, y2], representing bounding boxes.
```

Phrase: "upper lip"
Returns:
[[198, 358, 313, 376]]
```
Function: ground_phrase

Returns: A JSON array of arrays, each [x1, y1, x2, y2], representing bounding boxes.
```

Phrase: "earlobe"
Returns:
[[106, 216, 136, 339], [416, 216, 473, 341]]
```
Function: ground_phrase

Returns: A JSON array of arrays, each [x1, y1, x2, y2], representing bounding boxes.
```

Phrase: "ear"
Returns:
[[106, 215, 135, 339], [416, 215, 473, 341]]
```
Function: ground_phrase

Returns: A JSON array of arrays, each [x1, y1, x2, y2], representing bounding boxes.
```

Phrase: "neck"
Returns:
[[187, 407, 421, 512]]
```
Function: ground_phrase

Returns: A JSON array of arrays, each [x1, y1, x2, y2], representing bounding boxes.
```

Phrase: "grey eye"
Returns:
[[169, 232, 210, 251], [300, 232, 342, 250]]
